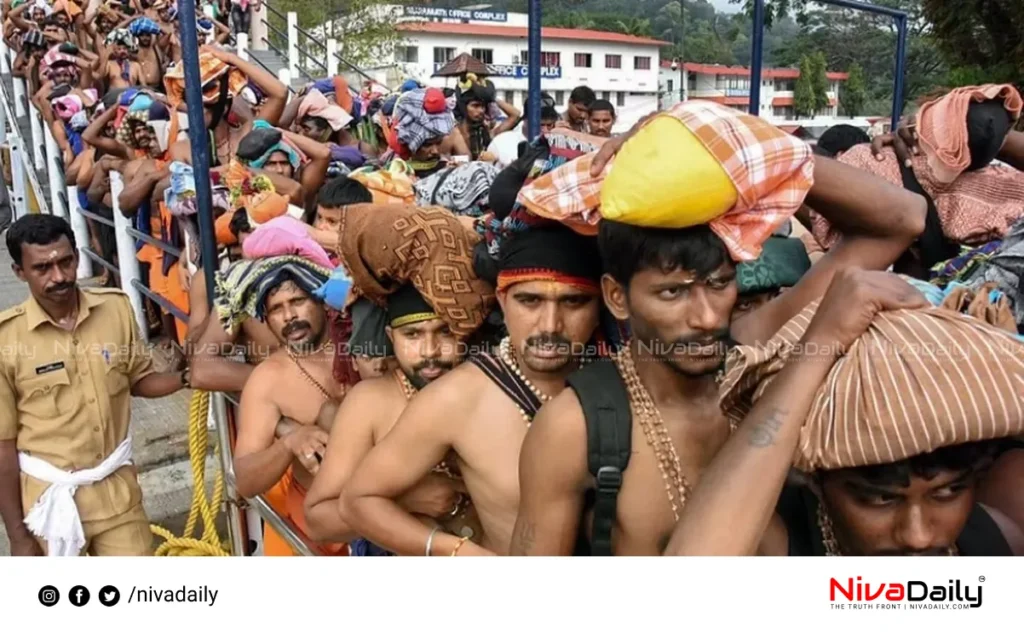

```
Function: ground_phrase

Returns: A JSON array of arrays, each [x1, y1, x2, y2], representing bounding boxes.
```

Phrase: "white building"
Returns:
[[367, 5, 669, 131], [658, 62, 849, 122]]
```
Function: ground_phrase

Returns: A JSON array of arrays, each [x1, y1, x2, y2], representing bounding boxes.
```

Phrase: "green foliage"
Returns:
[[921, 0, 1023, 92], [842, 63, 866, 117], [793, 55, 816, 117], [272, 0, 408, 68], [809, 51, 829, 112]]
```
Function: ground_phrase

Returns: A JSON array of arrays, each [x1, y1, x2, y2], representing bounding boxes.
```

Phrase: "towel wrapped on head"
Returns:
[[336, 203, 495, 339], [236, 120, 305, 171], [391, 88, 455, 157], [719, 300, 1024, 472], [213, 255, 332, 336], [128, 17, 162, 37]]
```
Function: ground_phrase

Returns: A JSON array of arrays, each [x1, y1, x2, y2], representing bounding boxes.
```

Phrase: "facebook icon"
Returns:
[[69, 585, 90, 607]]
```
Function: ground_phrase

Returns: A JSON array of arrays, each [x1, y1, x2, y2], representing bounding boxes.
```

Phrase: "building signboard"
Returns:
[[434, 63, 562, 79], [403, 5, 509, 23]]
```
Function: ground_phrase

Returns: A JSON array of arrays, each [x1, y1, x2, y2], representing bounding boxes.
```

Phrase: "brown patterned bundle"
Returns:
[[719, 302, 1024, 471], [337, 203, 495, 339]]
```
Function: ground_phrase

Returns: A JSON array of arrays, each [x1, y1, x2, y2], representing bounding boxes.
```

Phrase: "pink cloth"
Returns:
[[242, 216, 334, 269], [916, 84, 1023, 185], [297, 89, 352, 132]]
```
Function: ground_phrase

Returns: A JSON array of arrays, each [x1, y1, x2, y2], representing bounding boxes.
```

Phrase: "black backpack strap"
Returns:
[[896, 161, 959, 275], [566, 360, 632, 556]]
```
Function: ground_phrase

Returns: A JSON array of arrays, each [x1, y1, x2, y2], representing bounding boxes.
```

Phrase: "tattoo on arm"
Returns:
[[511, 520, 536, 556], [746, 408, 787, 448]]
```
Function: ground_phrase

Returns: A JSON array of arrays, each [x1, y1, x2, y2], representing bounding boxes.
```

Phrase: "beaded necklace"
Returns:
[[497, 337, 552, 418], [816, 504, 958, 556], [613, 342, 691, 521], [287, 346, 333, 402]]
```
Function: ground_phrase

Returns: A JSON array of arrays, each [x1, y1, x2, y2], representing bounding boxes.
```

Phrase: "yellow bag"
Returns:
[[600, 115, 739, 228]]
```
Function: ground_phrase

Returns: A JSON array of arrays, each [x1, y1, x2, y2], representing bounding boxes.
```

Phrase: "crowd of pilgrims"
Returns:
[[5, 0, 1024, 557]]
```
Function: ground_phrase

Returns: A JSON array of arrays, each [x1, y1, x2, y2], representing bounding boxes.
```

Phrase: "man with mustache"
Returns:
[[128, 17, 165, 90], [232, 268, 347, 555], [511, 121, 928, 555], [304, 284, 477, 554], [0, 215, 188, 555], [340, 226, 604, 555]]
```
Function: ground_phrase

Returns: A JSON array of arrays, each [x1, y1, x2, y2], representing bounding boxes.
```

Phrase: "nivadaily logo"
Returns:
[[829, 576, 984, 610]]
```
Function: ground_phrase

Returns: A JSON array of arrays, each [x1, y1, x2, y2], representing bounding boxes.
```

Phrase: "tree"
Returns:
[[810, 51, 830, 113], [842, 63, 867, 116], [274, 0, 408, 69], [794, 55, 816, 117], [921, 0, 1024, 92]]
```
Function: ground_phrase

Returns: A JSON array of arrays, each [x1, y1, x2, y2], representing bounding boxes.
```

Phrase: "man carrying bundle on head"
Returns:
[[229, 256, 348, 556], [380, 87, 472, 178], [453, 73, 521, 162], [304, 284, 480, 555], [665, 268, 1024, 557], [511, 100, 929, 556], [340, 223, 606, 556]]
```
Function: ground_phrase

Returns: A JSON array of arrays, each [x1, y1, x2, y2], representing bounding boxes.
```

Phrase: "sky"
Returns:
[[708, 0, 741, 13]]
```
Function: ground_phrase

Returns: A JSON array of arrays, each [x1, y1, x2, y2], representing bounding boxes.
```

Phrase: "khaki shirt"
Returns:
[[0, 287, 154, 522]]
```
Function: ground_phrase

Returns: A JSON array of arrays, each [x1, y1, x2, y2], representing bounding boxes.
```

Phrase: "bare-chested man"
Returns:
[[233, 270, 346, 555], [510, 138, 928, 555], [128, 18, 165, 90], [304, 284, 476, 554], [97, 28, 141, 90], [339, 226, 605, 555]]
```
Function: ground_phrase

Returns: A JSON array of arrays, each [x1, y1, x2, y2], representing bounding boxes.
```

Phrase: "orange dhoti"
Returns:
[[262, 467, 349, 557]]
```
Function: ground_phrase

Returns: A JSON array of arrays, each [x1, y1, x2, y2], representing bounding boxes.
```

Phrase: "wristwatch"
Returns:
[[180, 367, 191, 388]]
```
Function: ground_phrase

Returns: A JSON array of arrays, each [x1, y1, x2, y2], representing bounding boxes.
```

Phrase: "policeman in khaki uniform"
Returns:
[[0, 215, 188, 556]]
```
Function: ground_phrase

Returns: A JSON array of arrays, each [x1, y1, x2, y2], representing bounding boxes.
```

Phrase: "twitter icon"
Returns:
[[99, 585, 120, 607]]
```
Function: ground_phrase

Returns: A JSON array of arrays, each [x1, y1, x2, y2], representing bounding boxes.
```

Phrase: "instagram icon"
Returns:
[[38, 586, 60, 607]]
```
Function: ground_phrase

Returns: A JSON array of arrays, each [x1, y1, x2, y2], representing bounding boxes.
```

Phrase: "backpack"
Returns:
[[566, 360, 632, 556]]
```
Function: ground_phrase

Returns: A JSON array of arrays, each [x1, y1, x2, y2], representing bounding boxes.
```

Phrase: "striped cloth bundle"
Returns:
[[719, 301, 1024, 471]]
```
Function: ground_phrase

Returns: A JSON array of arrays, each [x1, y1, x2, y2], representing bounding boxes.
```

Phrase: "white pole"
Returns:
[[9, 135, 27, 220], [44, 124, 65, 219], [326, 38, 339, 77], [277, 68, 291, 89], [67, 185, 93, 279], [12, 76, 25, 120], [109, 172, 148, 343], [27, 101, 44, 170], [286, 12, 298, 79], [236, 32, 249, 61], [250, 2, 267, 51], [0, 36, 9, 75], [0, 89, 7, 145]]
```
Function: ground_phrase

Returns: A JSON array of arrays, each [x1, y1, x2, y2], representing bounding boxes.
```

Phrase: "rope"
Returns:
[[150, 390, 231, 556]]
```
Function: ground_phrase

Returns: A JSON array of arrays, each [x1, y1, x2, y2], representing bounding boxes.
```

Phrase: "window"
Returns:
[[394, 46, 418, 63], [634, 56, 651, 70], [433, 47, 455, 64], [540, 51, 560, 67], [774, 79, 795, 92], [520, 50, 529, 65], [471, 48, 493, 64], [605, 54, 621, 69], [666, 79, 674, 94], [554, 91, 565, 106], [616, 92, 625, 107], [574, 53, 592, 68], [504, 91, 515, 105], [601, 91, 610, 101]]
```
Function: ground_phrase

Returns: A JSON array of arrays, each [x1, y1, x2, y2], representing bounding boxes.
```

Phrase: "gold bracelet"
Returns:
[[450, 536, 470, 557]]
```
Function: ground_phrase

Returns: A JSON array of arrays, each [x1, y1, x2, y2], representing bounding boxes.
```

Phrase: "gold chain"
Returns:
[[286, 348, 333, 402], [816, 504, 958, 556], [614, 343, 690, 521], [394, 369, 418, 401]]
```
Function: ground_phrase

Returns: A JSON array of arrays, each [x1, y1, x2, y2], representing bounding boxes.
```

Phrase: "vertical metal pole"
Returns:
[[109, 172, 147, 340], [526, 0, 541, 140], [326, 39, 339, 77], [286, 12, 298, 80], [178, 0, 217, 309], [748, 0, 765, 117], [9, 135, 27, 220], [236, 32, 250, 61], [67, 185, 93, 279], [891, 15, 908, 129], [44, 125, 65, 218], [27, 102, 44, 170], [0, 87, 7, 145], [179, 0, 246, 556], [12, 76, 26, 118]]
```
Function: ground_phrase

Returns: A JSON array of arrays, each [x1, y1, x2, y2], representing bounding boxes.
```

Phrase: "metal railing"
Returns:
[[0, 2, 334, 557]]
